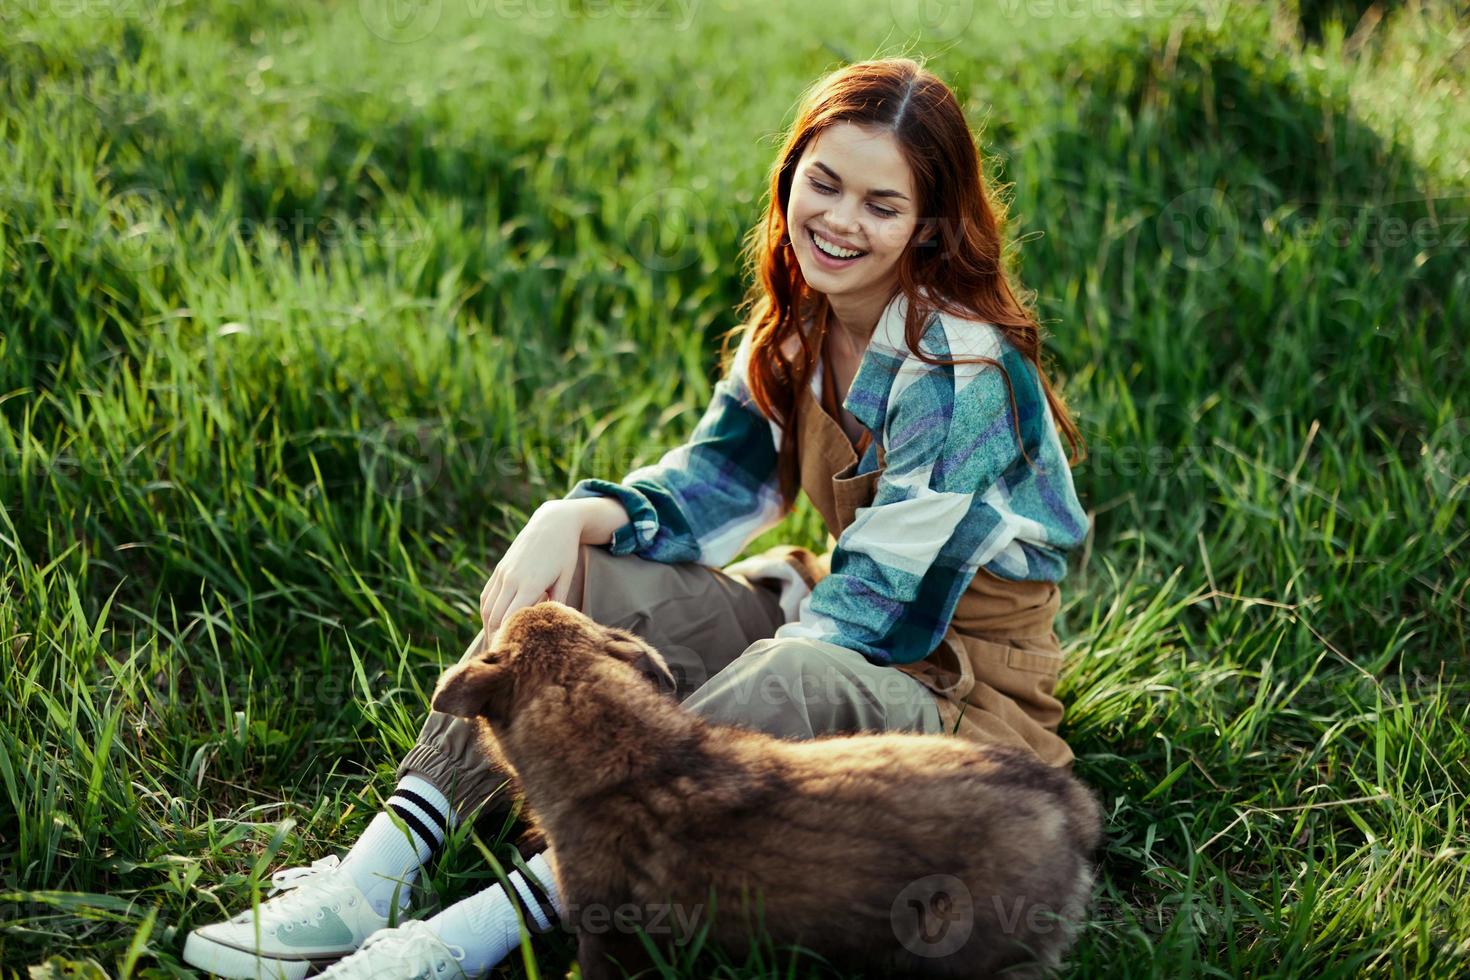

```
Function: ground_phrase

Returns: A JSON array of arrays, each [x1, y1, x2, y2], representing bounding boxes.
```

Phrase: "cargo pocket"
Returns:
[[960, 634, 1065, 732]]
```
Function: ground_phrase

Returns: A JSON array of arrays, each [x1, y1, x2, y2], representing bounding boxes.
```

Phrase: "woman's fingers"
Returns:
[[497, 585, 541, 630], [486, 578, 518, 632], [549, 563, 575, 604], [485, 571, 517, 632], [481, 574, 501, 621]]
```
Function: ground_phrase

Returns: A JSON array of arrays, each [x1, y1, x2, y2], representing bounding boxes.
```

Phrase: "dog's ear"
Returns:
[[432, 657, 513, 720], [602, 627, 678, 696]]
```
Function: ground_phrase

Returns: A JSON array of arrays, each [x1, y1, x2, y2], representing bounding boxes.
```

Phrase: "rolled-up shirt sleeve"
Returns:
[[562, 329, 788, 567]]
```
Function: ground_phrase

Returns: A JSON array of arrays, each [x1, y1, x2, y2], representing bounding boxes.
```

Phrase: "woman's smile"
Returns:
[[807, 226, 868, 268]]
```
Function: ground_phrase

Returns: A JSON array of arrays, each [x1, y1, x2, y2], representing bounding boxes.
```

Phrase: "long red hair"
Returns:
[[723, 56, 1086, 514]]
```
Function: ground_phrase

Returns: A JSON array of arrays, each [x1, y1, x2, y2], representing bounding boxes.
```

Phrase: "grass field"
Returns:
[[2, 0, 1467, 976]]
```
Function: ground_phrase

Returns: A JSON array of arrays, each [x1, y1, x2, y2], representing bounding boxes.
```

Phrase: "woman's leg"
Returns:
[[395, 541, 788, 816], [185, 542, 781, 978], [311, 849, 563, 980], [297, 544, 788, 977], [681, 635, 946, 738]]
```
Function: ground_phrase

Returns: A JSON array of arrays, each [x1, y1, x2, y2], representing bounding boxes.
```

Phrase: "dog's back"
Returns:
[[618, 729, 1101, 978]]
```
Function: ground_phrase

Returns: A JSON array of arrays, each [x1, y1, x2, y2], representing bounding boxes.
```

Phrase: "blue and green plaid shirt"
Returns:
[[563, 290, 1090, 667]]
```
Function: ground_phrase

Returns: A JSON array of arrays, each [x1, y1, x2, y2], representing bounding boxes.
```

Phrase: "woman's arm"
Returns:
[[560, 495, 635, 547]]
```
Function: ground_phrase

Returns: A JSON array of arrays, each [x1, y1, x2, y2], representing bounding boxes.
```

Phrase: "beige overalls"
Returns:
[[400, 354, 1074, 816]]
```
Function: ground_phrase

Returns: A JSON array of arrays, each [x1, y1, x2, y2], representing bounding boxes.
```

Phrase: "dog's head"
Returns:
[[431, 601, 678, 728]]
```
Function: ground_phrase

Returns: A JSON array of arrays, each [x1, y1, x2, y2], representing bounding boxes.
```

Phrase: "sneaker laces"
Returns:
[[271, 855, 342, 894], [225, 855, 365, 928], [327, 920, 468, 979]]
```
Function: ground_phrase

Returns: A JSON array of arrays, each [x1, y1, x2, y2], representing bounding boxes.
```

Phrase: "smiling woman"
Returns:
[[735, 58, 1087, 522], [180, 55, 1098, 980], [791, 123, 921, 283]]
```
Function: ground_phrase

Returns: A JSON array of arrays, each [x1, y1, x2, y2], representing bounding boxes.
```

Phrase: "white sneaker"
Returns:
[[316, 920, 470, 979], [182, 856, 393, 979]]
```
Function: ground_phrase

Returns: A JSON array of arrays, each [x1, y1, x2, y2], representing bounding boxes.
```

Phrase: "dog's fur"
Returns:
[[433, 602, 1102, 980]]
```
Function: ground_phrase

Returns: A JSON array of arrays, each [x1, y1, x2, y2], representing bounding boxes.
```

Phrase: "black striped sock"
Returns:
[[386, 775, 454, 854], [506, 851, 562, 933]]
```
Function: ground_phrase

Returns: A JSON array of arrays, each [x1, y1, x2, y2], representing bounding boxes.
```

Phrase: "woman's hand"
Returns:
[[479, 501, 586, 634]]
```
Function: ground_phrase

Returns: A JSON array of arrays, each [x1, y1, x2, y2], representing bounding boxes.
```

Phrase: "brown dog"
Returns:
[[432, 601, 1102, 980]]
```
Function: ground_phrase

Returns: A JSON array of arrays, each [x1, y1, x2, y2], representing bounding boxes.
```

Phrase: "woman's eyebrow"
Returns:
[[812, 160, 911, 201]]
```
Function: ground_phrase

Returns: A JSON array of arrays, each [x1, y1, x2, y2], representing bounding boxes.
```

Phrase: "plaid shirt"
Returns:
[[562, 290, 1090, 667]]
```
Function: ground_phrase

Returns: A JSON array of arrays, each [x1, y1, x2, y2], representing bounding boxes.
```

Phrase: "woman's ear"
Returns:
[[432, 658, 513, 720]]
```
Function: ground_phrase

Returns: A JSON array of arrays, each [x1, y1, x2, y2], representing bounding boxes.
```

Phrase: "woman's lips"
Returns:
[[807, 226, 866, 269]]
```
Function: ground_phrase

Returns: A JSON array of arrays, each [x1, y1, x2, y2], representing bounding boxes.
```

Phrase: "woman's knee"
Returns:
[[740, 637, 841, 685], [701, 639, 834, 712], [691, 638, 933, 735], [570, 542, 680, 630]]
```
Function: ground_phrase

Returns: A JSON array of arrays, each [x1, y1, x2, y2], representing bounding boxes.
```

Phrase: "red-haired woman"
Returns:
[[183, 56, 1090, 979]]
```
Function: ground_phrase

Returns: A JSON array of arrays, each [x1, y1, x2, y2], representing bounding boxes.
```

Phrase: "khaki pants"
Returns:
[[398, 543, 943, 816]]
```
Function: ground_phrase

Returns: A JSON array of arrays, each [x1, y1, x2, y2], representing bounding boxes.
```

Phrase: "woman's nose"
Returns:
[[826, 198, 862, 234]]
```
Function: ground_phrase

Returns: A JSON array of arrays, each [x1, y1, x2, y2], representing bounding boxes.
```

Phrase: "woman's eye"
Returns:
[[809, 177, 898, 218]]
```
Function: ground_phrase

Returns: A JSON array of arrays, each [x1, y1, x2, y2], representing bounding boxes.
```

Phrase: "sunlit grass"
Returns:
[[1, 0, 1466, 976]]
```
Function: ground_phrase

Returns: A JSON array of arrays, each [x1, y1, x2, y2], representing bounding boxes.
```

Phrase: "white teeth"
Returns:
[[812, 230, 864, 259]]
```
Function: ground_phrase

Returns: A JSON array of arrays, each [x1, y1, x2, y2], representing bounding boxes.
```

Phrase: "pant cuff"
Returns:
[[397, 738, 518, 821]]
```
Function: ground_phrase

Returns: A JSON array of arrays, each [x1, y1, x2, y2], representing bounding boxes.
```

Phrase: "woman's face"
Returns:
[[786, 120, 924, 309]]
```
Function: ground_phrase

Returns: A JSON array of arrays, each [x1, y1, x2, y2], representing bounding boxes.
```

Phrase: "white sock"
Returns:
[[340, 774, 457, 917], [426, 849, 562, 976]]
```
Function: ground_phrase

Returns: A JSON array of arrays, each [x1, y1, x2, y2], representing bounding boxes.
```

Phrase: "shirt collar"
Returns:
[[840, 287, 941, 433]]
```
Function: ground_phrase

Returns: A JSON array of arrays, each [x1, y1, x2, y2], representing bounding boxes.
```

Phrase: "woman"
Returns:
[[182, 55, 1089, 979]]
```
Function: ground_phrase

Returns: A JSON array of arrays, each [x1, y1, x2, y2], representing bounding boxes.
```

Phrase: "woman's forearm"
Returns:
[[543, 496, 632, 546]]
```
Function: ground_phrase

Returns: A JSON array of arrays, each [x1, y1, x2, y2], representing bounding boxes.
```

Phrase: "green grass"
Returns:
[[1, 0, 1466, 976]]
